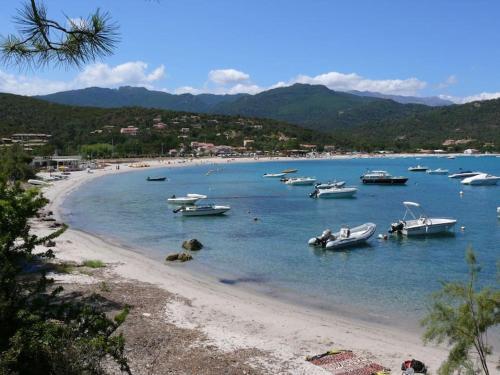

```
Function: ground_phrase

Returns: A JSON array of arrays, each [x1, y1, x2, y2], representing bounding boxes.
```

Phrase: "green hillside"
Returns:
[[0, 93, 330, 157]]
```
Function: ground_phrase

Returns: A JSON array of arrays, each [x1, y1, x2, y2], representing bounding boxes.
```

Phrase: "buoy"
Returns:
[[460, 226, 465, 231], [253, 217, 258, 221], [459, 191, 464, 195]]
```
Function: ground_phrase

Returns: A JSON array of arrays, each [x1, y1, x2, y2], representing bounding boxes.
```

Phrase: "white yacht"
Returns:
[[448, 171, 481, 179], [285, 177, 317, 186], [408, 165, 429, 172], [263, 173, 286, 178], [461, 173, 500, 185], [389, 202, 457, 236], [167, 194, 207, 205], [174, 204, 230, 216], [315, 181, 346, 189]]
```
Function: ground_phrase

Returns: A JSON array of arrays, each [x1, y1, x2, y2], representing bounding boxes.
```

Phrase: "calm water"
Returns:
[[62, 156, 500, 329]]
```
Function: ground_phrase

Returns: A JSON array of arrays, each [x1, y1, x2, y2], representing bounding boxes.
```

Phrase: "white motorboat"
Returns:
[[461, 173, 500, 186], [315, 181, 346, 189], [389, 201, 457, 236], [174, 204, 230, 216], [263, 173, 286, 178], [27, 179, 50, 186], [408, 165, 429, 172], [285, 177, 316, 186], [448, 170, 481, 179], [497, 207, 500, 218], [308, 223, 376, 250], [167, 193, 207, 205], [426, 168, 449, 175], [311, 187, 357, 199]]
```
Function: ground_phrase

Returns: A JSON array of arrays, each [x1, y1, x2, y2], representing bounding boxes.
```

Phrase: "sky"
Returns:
[[1, 0, 500, 103]]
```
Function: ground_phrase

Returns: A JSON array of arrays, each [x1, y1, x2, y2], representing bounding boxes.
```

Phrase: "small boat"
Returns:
[[426, 168, 449, 175], [308, 223, 376, 250], [27, 179, 50, 186], [282, 168, 298, 174], [263, 173, 287, 178], [147, 176, 167, 181], [389, 201, 457, 236], [310, 187, 357, 199], [167, 193, 207, 205], [285, 177, 316, 186], [315, 181, 346, 189], [360, 170, 408, 185], [447, 156, 456, 159], [173, 204, 230, 216], [461, 173, 500, 186], [408, 165, 429, 172], [448, 170, 481, 179], [497, 207, 500, 218]]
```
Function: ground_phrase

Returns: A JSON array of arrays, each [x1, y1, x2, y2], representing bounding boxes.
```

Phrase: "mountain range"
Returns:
[[36, 84, 447, 131]]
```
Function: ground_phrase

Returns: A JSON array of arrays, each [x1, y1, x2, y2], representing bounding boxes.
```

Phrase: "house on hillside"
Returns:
[[120, 126, 139, 136]]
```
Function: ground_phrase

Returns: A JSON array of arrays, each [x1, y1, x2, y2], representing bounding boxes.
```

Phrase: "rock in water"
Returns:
[[165, 253, 179, 261], [178, 253, 193, 262], [182, 239, 203, 251], [45, 240, 56, 247]]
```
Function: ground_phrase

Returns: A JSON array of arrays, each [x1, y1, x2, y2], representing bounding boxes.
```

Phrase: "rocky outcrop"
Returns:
[[165, 253, 179, 261], [165, 252, 193, 262], [182, 239, 203, 251]]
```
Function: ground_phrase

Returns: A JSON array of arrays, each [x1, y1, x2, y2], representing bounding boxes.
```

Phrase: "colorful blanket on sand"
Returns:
[[306, 350, 389, 375]]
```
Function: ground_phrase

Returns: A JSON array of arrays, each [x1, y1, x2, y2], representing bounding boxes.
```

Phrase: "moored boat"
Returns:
[[27, 179, 50, 186], [173, 204, 231, 216], [285, 177, 316, 186], [461, 173, 500, 185], [360, 170, 408, 185], [308, 223, 376, 250], [389, 201, 457, 236], [426, 168, 449, 175], [408, 165, 429, 172], [282, 168, 298, 174], [310, 187, 357, 199], [263, 173, 286, 178], [167, 193, 207, 205], [315, 181, 346, 189], [448, 170, 481, 179], [147, 176, 167, 181]]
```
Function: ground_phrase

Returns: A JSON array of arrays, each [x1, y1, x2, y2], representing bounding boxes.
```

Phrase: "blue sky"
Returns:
[[1, 0, 499, 102]]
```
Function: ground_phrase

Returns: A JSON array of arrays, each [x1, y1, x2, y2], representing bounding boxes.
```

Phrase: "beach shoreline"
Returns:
[[38, 155, 456, 373]]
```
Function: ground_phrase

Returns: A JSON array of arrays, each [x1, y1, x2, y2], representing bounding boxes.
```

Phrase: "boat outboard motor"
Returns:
[[172, 206, 184, 214], [309, 189, 319, 198], [389, 220, 405, 233]]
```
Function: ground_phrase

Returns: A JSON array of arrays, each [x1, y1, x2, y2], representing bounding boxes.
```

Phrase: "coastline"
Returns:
[[38, 156, 454, 373]]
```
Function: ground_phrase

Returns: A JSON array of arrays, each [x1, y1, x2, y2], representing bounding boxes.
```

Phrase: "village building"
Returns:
[[120, 126, 139, 136]]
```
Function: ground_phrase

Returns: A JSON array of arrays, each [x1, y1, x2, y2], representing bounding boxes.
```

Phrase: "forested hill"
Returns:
[[36, 84, 431, 131], [0, 93, 331, 156], [331, 98, 500, 152]]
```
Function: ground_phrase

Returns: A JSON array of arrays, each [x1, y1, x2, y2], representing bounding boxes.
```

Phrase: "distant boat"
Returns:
[[282, 168, 298, 174], [28, 179, 50, 186], [285, 177, 316, 186], [263, 173, 286, 178], [360, 170, 408, 185], [389, 201, 457, 236], [173, 204, 230, 216], [426, 168, 449, 175], [315, 181, 346, 189], [167, 193, 207, 205], [408, 165, 429, 172], [147, 176, 166, 181], [310, 187, 357, 199], [448, 170, 482, 179], [308, 223, 376, 250], [447, 155, 456, 159], [461, 173, 500, 186]]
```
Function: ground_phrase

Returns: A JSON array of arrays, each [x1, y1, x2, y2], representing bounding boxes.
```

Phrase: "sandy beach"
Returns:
[[35, 156, 459, 374]]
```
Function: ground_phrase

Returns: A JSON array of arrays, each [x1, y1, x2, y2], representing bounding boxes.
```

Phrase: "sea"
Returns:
[[61, 156, 500, 331]]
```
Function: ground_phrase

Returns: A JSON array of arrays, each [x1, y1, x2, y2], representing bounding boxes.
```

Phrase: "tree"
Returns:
[[0, 144, 35, 182], [421, 248, 500, 375], [0, 176, 132, 374], [1, 0, 118, 68]]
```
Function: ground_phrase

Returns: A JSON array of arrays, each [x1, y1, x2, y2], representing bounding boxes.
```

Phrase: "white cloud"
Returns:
[[291, 71, 427, 96], [437, 75, 458, 89], [75, 61, 165, 87], [173, 86, 204, 95], [440, 92, 500, 104], [208, 69, 250, 85], [0, 61, 166, 96]]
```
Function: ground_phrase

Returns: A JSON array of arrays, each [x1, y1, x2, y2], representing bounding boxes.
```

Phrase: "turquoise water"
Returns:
[[62, 156, 500, 328]]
